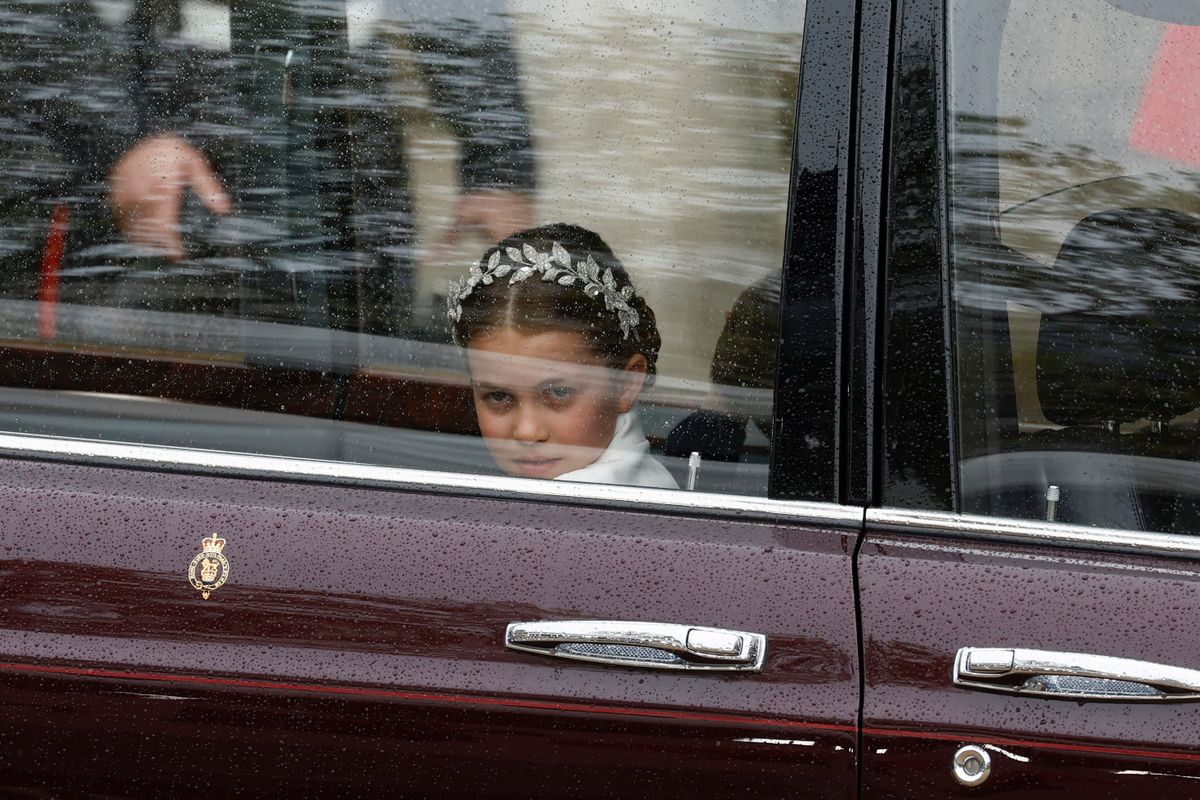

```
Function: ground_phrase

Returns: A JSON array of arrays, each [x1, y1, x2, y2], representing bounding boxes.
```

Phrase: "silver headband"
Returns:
[[446, 242, 641, 344]]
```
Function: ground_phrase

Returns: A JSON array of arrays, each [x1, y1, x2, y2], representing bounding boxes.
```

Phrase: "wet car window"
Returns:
[[0, 0, 806, 495], [949, 0, 1200, 532]]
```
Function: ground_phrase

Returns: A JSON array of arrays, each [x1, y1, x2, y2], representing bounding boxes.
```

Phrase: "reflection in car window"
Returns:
[[949, 0, 1200, 532], [0, 0, 804, 496]]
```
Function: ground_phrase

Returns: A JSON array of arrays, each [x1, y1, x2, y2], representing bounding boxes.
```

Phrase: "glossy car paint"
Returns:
[[842, 0, 893, 507], [876, 0, 956, 512], [771, 0, 856, 502], [859, 531, 1200, 797], [0, 459, 859, 797]]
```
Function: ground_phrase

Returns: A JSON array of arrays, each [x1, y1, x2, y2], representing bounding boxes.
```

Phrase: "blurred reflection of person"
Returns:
[[0, 0, 534, 335]]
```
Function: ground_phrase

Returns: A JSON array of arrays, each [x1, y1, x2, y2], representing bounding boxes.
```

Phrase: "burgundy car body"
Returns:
[[0, 456, 859, 796], [860, 527, 1200, 798], [1, 0, 1199, 797]]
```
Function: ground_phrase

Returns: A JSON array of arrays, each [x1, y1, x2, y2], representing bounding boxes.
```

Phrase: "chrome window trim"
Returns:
[[867, 507, 1200, 560], [0, 432, 863, 528]]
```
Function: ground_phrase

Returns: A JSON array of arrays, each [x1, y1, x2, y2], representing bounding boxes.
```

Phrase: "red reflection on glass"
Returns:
[[1131, 24, 1200, 167]]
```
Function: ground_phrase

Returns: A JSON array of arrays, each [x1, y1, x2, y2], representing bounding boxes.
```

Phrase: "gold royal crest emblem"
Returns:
[[188, 533, 230, 599]]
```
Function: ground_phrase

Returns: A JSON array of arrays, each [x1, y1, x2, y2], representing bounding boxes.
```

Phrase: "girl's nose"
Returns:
[[513, 408, 548, 443]]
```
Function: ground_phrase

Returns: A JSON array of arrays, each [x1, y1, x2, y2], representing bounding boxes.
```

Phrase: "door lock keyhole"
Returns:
[[952, 745, 992, 787]]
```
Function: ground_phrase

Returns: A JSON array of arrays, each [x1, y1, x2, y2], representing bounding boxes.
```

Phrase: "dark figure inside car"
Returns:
[[665, 275, 778, 462]]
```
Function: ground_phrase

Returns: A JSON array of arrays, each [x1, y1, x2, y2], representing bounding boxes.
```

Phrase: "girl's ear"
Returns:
[[615, 354, 649, 413]]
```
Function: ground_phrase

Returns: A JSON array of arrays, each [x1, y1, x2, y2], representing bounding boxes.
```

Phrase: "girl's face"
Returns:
[[466, 327, 647, 480]]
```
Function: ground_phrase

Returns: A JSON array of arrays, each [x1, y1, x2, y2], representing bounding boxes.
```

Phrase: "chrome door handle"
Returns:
[[954, 647, 1200, 701], [505, 620, 766, 672]]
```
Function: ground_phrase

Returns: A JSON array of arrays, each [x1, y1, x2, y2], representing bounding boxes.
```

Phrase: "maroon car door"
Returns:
[[861, 0, 1200, 795], [860, 520, 1200, 798], [0, 0, 862, 796], [0, 450, 860, 797]]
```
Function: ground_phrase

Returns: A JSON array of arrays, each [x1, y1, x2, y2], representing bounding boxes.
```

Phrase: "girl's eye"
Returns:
[[483, 390, 512, 405], [543, 385, 576, 405]]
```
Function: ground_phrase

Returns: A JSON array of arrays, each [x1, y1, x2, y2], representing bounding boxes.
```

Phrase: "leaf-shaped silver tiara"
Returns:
[[447, 242, 641, 344]]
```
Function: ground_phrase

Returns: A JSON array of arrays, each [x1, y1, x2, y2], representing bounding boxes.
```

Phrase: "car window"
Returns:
[[0, 0, 806, 496], [948, 0, 1200, 532]]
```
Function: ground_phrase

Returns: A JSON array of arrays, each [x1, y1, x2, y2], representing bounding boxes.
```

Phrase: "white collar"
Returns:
[[553, 411, 678, 489]]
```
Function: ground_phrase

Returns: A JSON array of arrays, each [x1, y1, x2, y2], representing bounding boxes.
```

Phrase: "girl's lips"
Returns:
[[512, 457, 561, 477]]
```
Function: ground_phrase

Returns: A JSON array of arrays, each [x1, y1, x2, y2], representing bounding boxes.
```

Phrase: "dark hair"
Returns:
[[452, 223, 662, 376]]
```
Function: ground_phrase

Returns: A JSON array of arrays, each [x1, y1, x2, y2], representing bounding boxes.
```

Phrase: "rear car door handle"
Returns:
[[954, 647, 1200, 701], [505, 620, 766, 672]]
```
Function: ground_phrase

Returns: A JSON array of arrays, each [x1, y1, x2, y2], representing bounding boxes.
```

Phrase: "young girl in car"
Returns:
[[447, 223, 678, 489]]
